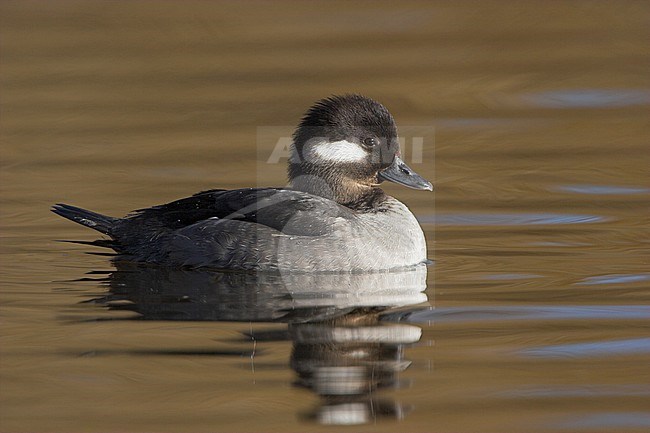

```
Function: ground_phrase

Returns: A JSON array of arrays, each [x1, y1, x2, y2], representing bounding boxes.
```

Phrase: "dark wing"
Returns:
[[122, 188, 355, 237], [109, 188, 356, 265]]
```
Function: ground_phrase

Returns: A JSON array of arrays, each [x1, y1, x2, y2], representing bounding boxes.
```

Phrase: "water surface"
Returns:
[[1, 1, 649, 432]]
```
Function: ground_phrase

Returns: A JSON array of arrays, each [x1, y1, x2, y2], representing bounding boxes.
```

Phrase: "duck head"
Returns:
[[288, 94, 432, 205]]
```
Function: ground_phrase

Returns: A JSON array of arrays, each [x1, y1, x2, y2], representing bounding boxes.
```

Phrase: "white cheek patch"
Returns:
[[309, 140, 368, 163]]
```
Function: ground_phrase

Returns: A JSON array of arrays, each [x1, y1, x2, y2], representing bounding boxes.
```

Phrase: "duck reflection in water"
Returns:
[[85, 264, 429, 426]]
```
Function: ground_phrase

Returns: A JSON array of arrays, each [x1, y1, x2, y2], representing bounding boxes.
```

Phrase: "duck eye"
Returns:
[[362, 137, 378, 148]]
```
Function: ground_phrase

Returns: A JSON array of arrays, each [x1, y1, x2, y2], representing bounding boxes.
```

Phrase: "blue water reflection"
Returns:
[[555, 412, 650, 430], [576, 274, 650, 285], [556, 184, 650, 195], [519, 337, 650, 358], [405, 305, 650, 323], [420, 213, 608, 226], [500, 385, 650, 398], [520, 88, 650, 108], [519, 338, 650, 358]]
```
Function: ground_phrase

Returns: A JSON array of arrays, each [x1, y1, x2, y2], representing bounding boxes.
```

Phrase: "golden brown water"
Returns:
[[1, 1, 649, 432]]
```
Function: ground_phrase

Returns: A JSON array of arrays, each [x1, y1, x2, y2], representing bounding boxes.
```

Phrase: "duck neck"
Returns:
[[288, 163, 386, 210]]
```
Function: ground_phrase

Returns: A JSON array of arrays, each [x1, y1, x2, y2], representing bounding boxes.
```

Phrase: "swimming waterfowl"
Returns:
[[52, 94, 432, 272]]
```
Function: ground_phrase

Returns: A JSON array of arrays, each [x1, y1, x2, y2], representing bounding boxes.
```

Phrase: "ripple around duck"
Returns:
[[518, 337, 650, 358], [482, 273, 543, 281], [405, 305, 650, 324], [554, 184, 650, 195], [419, 213, 609, 226], [519, 88, 650, 108], [496, 385, 650, 398], [576, 274, 650, 285], [553, 412, 650, 430]]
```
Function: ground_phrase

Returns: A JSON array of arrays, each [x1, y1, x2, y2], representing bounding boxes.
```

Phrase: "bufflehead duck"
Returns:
[[53, 95, 432, 272]]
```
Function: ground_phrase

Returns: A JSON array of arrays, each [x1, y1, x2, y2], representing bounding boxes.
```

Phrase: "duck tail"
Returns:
[[51, 203, 118, 235]]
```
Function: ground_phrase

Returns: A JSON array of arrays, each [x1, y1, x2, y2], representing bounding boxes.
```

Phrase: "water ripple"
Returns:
[[420, 213, 608, 226], [482, 273, 542, 281], [576, 274, 650, 285], [520, 88, 650, 108], [405, 305, 650, 324], [555, 412, 650, 429], [555, 184, 650, 195], [500, 385, 650, 398], [519, 337, 650, 358]]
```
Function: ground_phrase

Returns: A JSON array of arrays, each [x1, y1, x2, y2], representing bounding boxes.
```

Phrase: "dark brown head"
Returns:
[[288, 95, 431, 205]]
